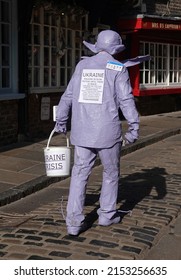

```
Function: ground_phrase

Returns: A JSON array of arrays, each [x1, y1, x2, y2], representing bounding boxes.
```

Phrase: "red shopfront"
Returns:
[[117, 16, 181, 101]]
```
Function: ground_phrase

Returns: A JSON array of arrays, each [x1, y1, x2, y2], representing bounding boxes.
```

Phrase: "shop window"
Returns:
[[140, 41, 181, 88], [28, 6, 88, 93], [0, 0, 18, 95]]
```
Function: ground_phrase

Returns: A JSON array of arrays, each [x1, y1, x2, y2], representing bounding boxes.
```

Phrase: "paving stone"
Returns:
[[24, 241, 44, 247], [143, 226, 159, 233], [39, 231, 61, 238], [28, 255, 52, 260], [2, 233, 24, 238], [89, 239, 119, 248], [132, 232, 155, 242], [5, 253, 29, 259], [25, 247, 50, 256], [25, 235, 43, 241], [0, 244, 8, 249], [16, 229, 38, 235], [0, 251, 7, 257], [134, 238, 153, 248], [101, 247, 135, 260], [49, 251, 71, 258], [1, 239, 23, 245], [121, 245, 141, 254], [157, 214, 173, 221], [63, 235, 86, 242], [86, 251, 110, 258], [45, 238, 70, 245], [112, 228, 131, 235], [130, 227, 158, 236]]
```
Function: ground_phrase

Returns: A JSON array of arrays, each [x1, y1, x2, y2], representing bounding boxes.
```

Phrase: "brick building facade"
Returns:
[[0, 0, 181, 146]]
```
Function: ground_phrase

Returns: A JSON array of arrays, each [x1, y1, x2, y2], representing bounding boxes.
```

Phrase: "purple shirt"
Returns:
[[56, 52, 139, 148]]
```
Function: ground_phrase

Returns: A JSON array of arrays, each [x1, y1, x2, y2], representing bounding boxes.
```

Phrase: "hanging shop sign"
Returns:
[[142, 21, 181, 31]]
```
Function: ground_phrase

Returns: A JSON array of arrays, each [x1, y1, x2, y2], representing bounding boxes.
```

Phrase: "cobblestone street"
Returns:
[[0, 134, 181, 260]]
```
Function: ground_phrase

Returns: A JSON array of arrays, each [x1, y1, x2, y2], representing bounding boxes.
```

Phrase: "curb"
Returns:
[[0, 128, 180, 207], [121, 127, 181, 156]]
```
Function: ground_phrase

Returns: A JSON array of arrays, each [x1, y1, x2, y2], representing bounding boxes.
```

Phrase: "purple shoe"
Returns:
[[67, 221, 88, 236], [98, 215, 120, 226], [67, 226, 81, 236]]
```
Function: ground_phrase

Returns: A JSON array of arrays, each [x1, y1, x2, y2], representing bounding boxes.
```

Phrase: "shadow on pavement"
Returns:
[[84, 167, 168, 229], [118, 167, 168, 215]]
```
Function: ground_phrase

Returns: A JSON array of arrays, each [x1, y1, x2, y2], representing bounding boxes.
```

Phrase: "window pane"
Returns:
[[163, 71, 167, 82], [67, 30, 72, 47], [52, 48, 57, 66], [163, 45, 167, 56], [75, 31, 81, 48], [34, 47, 40, 66], [157, 71, 162, 83], [44, 68, 49, 86], [81, 16, 86, 29], [34, 68, 40, 87], [75, 49, 80, 64], [2, 46, 9, 66], [60, 15, 66, 27], [170, 58, 174, 70], [170, 45, 173, 56], [51, 68, 56, 86], [2, 68, 9, 87], [28, 69, 32, 87], [60, 68, 65, 85], [150, 71, 155, 83], [33, 9, 40, 23], [1, 24, 9, 43], [52, 15, 57, 26], [44, 47, 49, 66], [44, 12, 50, 25], [67, 68, 72, 81], [145, 43, 149, 54], [1, 1, 9, 22], [33, 25, 40, 44], [29, 7, 88, 89], [0, 0, 12, 92], [60, 54, 65, 66], [150, 43, 154, 56], [145, 71, 149, 83], [158, 45, 162, 56], [44, 26, 49, 45], [163, 58, 167, 69], [179, 47, 181, 57], [67, 49, 72, 67], [51, 27, 56, 45]]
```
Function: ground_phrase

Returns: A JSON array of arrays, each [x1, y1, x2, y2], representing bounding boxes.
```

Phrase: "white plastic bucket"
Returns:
[[44, 129, 71, 177]]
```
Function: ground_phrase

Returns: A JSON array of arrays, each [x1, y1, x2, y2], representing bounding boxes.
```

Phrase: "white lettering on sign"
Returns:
[[78, 69, 105, 104], [151, 22, 181, 30]]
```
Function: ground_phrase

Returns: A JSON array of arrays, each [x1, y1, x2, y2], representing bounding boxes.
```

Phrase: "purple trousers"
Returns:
[[66, 142, 121, 229]]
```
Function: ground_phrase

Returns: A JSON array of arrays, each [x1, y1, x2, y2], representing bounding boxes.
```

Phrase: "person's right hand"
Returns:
[[54, 123, 67, 134]]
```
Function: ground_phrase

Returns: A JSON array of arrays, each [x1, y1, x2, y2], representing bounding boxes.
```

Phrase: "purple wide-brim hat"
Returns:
[[83, 30, 125, 55]]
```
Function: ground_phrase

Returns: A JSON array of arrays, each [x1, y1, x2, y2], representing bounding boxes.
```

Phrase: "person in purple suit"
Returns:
[[55, 30, 140, 236]]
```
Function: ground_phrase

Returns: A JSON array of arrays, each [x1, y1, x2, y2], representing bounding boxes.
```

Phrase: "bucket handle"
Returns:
[[46, 129, 70, 149]]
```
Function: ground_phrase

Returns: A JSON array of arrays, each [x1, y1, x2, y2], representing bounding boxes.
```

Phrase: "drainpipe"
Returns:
[[17, 0, 33, 141]]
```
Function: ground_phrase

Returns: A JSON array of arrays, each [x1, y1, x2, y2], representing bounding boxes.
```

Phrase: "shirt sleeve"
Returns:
[[116, 67, 140, 143]]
